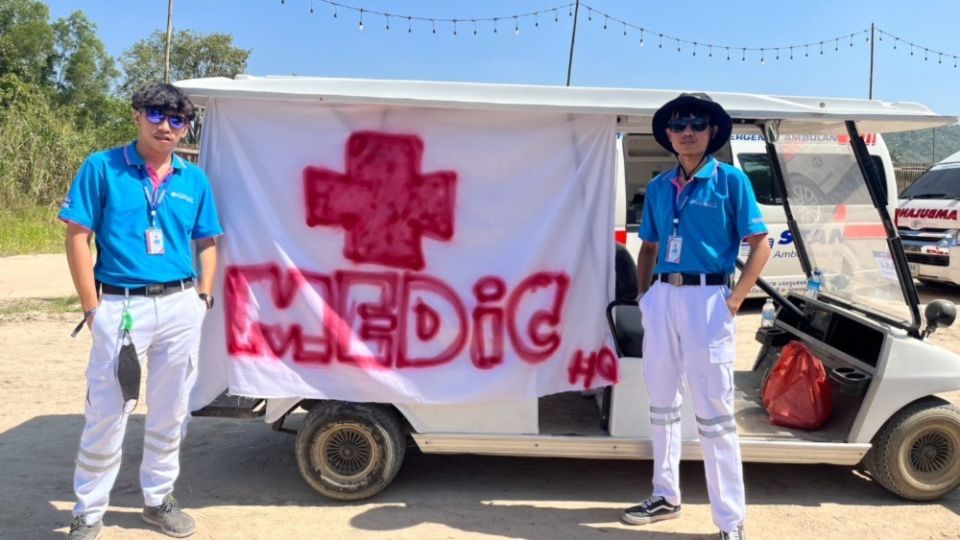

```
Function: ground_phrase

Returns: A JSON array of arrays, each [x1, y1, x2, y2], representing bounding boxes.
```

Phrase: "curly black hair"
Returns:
[[131, 83, 196, 120]]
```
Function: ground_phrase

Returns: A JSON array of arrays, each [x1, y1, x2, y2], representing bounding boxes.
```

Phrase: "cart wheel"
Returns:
[[865, 397, 960, 501], [295, 401, 406, 501]]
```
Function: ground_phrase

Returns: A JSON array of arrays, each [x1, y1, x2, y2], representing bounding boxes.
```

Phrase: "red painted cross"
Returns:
[[303, 131, 457, 271]]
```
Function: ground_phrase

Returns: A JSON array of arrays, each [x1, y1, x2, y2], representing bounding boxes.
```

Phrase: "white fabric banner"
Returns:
[[191, 98, 618, 406]]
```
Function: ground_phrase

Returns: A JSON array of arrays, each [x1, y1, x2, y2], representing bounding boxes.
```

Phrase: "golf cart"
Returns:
[[182, 78, 960, 502]]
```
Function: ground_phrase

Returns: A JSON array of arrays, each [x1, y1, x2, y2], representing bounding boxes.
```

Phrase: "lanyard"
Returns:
[[671, 156, 709, 234], [142, 183, 168, 227], [140, 165, 171, 227], [672, 167, 695, 234]]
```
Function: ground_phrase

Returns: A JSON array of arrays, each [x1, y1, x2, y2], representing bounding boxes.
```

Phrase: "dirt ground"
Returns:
[[1, 255, 958, 540]]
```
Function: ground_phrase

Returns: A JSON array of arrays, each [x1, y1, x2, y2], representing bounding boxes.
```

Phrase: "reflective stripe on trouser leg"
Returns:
[[639, 283, 684, 506], [74, 296, 154, 522], [140, 290, 204, 507], [679, 284, 745, 532]]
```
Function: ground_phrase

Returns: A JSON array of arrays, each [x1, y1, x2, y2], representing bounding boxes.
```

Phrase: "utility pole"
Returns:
[[164, 0, 174, 83], [565, 0, 580, 86], [868, 22, 875, 99]]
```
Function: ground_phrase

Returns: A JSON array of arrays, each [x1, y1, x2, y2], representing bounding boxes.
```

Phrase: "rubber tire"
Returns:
[[864, 397, 960, 501], [295, 401, 406, 501]]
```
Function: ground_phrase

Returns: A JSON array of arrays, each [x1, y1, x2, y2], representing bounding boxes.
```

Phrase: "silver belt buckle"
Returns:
[[667, 273, 683, 286]]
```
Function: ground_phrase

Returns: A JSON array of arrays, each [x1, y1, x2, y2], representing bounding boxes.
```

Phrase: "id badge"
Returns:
[[666, 235, 683, 263], [145, 227, 165, 255]]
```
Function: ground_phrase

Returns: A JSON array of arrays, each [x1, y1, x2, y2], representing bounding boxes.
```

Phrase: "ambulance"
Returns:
[[897, 150, 960, 285], [178, 77, 960, 504], [615, 129, 896, 297]]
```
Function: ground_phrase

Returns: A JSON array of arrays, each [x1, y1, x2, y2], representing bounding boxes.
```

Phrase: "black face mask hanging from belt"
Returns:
[[117, 305, 140, 412]]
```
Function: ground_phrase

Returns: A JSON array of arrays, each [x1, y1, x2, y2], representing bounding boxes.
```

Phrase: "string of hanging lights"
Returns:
[[279, 1, 958, 71], [875, 28, 959, 68], [281, 0, 870, 64]]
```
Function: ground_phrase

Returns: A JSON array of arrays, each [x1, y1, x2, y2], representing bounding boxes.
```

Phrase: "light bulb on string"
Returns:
[[676, 39, 681, 53], [623, 22, 627, 36], [452, 19, 457, 35], [726, 46, 731, 61], [939, 53, 943, 64], [790, 46, 794, 60], [834, 38, 838, 52], [775, 48, 780, 60], [954, 56, 957, 68], [358, 9, 364, 31], [554, 9, 558, 23], [432, 19, 436, 34], [760, 48, 765, 64], [894, 37, 898, 50], [514, 16, 520, 35], [639, 29, 645, 47], [658, 33, 663, 48], [741, 48, 746, 62], [849, 34, 854, 47], [925, 48, 929, 61], [535, 13, 539, 27], [473, 19, 478, 35], [494, 18, 498, 34], [407, 16, 412, 33], [309, 0, 313, 14], [603, 16, 608, 30], [910, 44, 914, 56], [692, 42, 697, 56], [587, 7, 592, 21], [819, 41, 824, 55], [385, 14, 391, 31], [708, 44, 713, 57], [805, 45, 809, 57], [333, 5, 337, 18]]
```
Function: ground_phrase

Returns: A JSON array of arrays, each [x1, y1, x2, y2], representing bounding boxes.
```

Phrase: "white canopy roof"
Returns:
[[176, 75, 956, 134]]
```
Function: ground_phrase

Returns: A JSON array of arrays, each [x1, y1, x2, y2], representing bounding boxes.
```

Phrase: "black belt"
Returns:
[[99, 278, 195, 297], [655, 273, 729, 287]]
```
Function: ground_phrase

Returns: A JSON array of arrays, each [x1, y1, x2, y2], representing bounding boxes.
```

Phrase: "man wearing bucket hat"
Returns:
[[621, 93, 770, 540]]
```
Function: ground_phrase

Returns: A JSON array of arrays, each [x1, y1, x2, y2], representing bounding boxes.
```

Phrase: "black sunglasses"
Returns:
[[667, 116, 711, 133], [144, 107, 188, 130]]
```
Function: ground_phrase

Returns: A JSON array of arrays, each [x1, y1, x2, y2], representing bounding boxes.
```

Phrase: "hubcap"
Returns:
[[909, 429, 956, 477], [313, 423, 378, 483]]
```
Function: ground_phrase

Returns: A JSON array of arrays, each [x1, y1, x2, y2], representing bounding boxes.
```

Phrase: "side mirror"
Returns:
[[923, 299, 957, 338]]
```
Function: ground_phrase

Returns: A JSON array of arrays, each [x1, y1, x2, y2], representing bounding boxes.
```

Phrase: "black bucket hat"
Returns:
[[652, 92, 732, 156]]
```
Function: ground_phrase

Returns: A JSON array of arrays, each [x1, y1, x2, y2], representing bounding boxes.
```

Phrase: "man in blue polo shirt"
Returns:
[[60, 83, 222, 540], [620, 94, 770, 540]]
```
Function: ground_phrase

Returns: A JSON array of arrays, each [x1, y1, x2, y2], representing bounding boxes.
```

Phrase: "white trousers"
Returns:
[[73, 288, 205, 524], [639, 281, 745, 532]]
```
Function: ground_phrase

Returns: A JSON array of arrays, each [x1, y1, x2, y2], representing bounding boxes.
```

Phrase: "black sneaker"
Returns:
[[720, 524, 746, 540], [67, 516, 103, 540], [142, 494, 197, 538], [621, 495, 682, 525]]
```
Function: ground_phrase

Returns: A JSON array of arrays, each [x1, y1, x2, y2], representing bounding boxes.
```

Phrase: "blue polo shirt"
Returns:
[[58, 142, 223, 288], [639, 157, 767, 275]]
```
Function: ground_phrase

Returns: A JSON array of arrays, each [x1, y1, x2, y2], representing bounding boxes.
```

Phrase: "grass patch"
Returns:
[[0, 205, 65, 256], [0, 295, 80, 317]]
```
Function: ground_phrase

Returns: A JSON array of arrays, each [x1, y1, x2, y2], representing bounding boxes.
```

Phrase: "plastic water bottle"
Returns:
[[806, 268, 823, 299], [761, 298, 776, 328]]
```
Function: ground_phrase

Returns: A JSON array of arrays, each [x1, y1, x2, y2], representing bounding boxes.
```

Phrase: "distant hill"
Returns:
[[884, 124, 960, 164]]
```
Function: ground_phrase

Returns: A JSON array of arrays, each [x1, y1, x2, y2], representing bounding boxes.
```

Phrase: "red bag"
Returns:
[[761, 341, 833, 430]]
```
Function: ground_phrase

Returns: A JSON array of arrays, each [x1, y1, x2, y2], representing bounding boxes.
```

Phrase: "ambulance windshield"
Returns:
[[776, 138, 914, 325], [901, 162, 960, 199]]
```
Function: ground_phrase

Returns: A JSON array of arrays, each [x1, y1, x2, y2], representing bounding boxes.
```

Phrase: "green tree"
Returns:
[[0, 0, 55, 85], [120, 29, 250, 95], [51, 10, 118, 126]]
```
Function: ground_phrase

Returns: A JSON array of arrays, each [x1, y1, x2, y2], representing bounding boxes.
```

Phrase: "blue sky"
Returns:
[[46, 0, 960, 116]]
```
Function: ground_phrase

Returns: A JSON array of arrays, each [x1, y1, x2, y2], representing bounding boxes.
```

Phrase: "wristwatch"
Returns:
[[198, 293, 214, 310]]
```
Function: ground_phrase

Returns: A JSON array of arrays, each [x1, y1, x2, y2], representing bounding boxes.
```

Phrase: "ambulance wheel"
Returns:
[[295, 401, 406, 501], [865, 397, 960, 501]]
